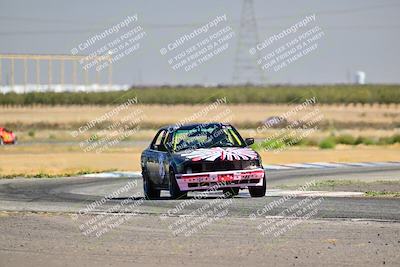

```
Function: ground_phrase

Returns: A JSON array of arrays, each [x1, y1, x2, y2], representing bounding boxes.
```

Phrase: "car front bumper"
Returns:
[[175, 168, 265, 191]]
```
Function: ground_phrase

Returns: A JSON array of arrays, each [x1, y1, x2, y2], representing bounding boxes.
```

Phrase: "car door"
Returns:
[[147, 129, 168, 185], [154, 130, 171, 186], [158, 130, 172, 187]]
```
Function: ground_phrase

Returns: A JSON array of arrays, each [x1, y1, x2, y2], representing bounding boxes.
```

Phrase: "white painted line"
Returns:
[[83, 171, 142, 178], [340, 162, 379, 167], [198, 189, 365, 198], [82, 161, 400, 178], [308, 162, 347, 168], [265, 189, 364, 198], [279, 163, 323, 169], [370, 162, 400, 167], [263, 164, 294, 170]]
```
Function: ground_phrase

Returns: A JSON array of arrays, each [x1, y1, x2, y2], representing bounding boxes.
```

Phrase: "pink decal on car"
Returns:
[[181, 147, 257, 161]]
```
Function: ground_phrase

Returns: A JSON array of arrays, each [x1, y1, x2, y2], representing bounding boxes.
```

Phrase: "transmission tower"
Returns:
[[232, 0, 265, 85]]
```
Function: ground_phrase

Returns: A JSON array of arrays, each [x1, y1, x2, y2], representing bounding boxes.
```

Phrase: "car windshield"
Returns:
[[171, 124, 245, 152]]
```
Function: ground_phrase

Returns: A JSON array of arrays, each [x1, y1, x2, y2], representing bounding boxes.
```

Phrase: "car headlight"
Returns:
[[245, 160, 260, 169]]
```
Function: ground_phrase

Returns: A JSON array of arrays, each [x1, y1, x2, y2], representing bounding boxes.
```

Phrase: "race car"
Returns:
[[140, 123, 266, 199], [0, 128, 17, 145]]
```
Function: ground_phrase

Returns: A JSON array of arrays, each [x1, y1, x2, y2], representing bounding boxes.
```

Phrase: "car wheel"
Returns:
[[223, 187, 239, 197], [142, 169, 160, 199], [0, 138, 3, 145], [169, 169, 187, 199], [248, 175, 266, 198]]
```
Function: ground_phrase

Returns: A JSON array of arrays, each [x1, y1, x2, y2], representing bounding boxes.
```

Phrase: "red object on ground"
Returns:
[[0, 128, 17, 144]]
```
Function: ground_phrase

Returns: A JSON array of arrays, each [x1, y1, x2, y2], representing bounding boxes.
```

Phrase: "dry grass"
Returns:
[[11, 128, 400, 144], [1, 144, 399, 177], [0, 145, 143, 176], [2, 104, 399, 143], [1, 104, 398, 177], [1, 104, 399, 126], [262, 145, 400, 164]]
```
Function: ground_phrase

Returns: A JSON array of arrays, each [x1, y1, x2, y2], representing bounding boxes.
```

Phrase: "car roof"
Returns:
[[160, 122, 233, 132]]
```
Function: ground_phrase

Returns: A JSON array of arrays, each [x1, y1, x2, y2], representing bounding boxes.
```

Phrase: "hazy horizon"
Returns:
[[1, 0, 399, 86]]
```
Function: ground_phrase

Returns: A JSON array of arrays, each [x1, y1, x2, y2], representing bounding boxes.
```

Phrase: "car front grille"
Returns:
[[187, 160, 255, 173], [187, 179, 260, 188]]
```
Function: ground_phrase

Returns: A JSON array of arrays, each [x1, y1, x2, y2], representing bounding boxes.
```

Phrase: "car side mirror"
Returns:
[[158, 144, 167, 151], [245, 138, 254, 146], [153, 144, 167, 151]]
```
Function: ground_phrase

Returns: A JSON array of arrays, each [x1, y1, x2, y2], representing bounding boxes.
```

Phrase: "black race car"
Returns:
[[141, 123, 266, 199]]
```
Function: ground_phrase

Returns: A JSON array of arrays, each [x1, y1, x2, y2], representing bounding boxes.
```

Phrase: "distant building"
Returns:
[[355, 71, 366, 84]]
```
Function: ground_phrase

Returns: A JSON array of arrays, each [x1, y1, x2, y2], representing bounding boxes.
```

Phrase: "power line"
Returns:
[[255, 1, 400, 22], [2, 23, 400, 36], [0, 1, 399, 36]]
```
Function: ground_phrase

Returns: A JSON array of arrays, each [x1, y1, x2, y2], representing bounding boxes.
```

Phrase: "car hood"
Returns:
[[175, 147, 259, 162]]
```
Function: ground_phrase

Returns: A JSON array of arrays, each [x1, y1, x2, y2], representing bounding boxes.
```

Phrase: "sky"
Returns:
[[0, 0, 399, 86]]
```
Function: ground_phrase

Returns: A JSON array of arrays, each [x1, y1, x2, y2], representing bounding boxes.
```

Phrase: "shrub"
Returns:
[[392, 134, 400, 143], [284, 136, 301, 146], [1, 85, 400, 106], [335, 134, 356, 145], [378, 134, 400, 145], [363, 138, 375, 145], [355, 136, 376, 145], [28, 130, 35, 137], [378, 136, 393, 145], [319, 137, 336, 149], [88, 134, 99, 143], [298, 138, 318, 147], [262, 139, 286, 150]]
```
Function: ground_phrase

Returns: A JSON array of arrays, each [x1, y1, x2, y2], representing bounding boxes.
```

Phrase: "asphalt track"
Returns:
[[1, 165, 400, 267], [0, 165, 399, 221]]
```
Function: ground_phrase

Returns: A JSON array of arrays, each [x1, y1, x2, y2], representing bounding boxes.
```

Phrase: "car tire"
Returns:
[[223, 187, 239, 197], [169, 169, 187, 199], [0, 138, 3, 145], [142, 169, 160, 199], [249, 175, 266, 198]]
